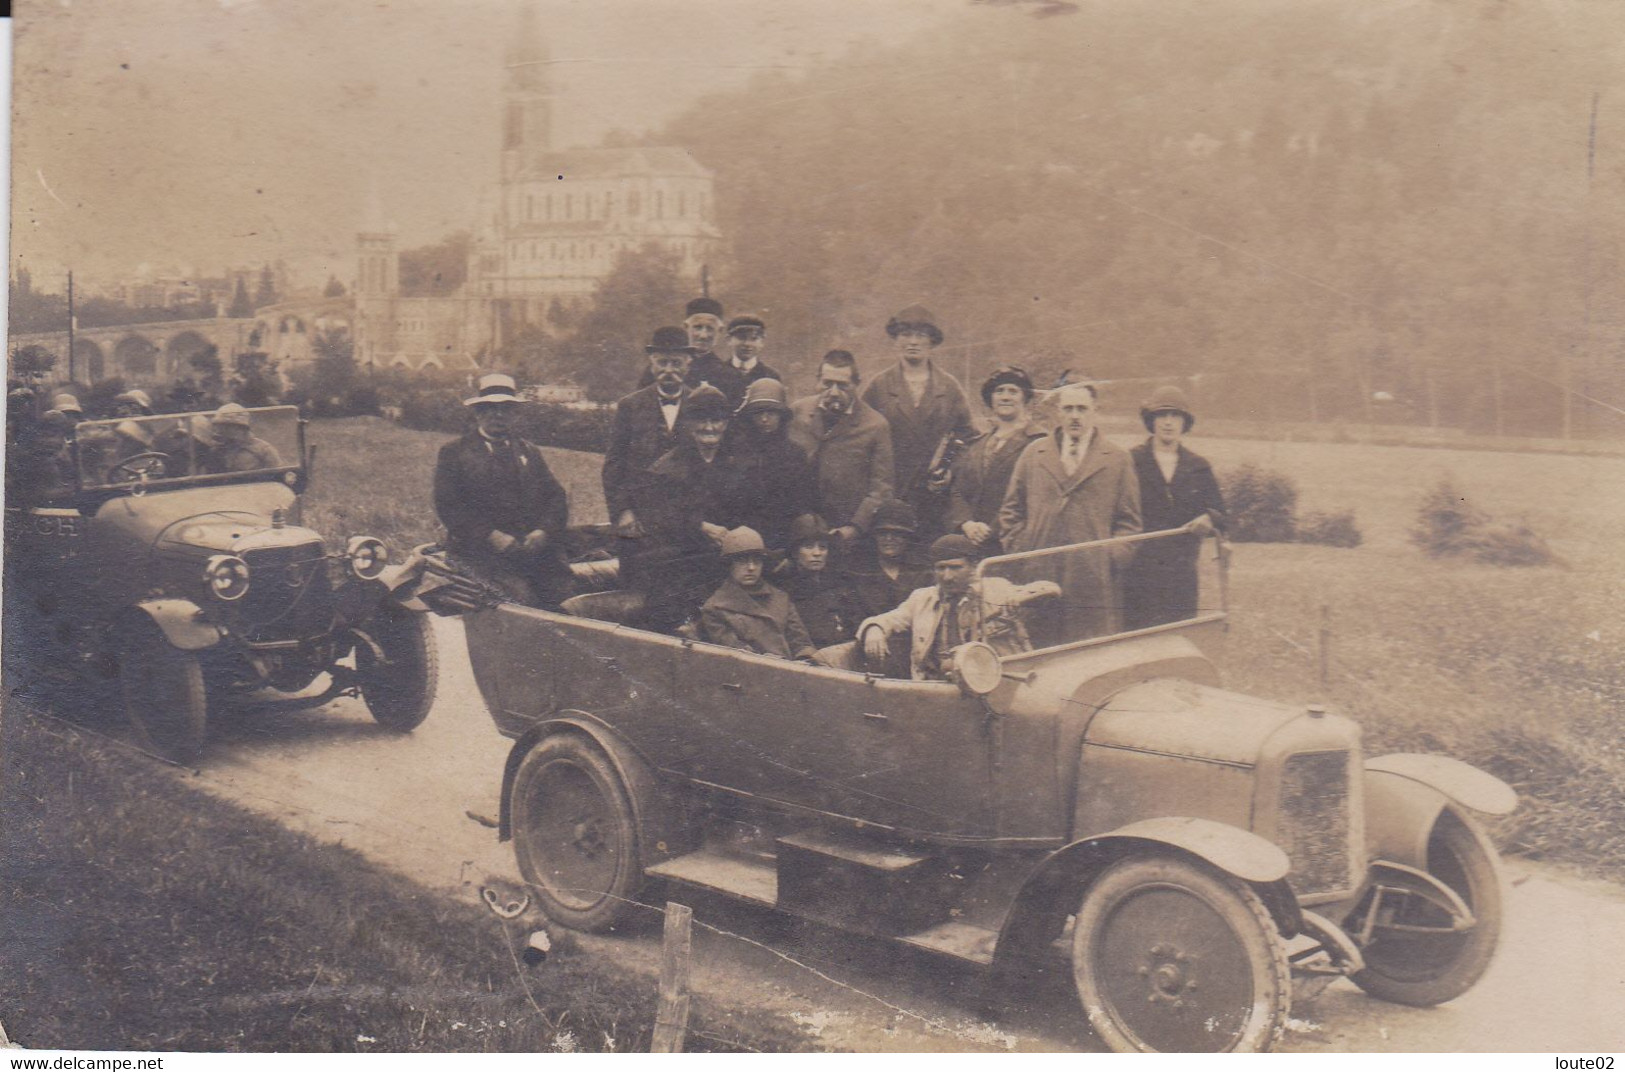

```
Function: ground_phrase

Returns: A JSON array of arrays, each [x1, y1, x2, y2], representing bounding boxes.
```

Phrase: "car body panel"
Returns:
[[126, 598, 225, 651]]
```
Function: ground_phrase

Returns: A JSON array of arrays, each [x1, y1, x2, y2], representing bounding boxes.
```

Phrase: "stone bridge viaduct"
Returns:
[[10, 317, 257, 386]]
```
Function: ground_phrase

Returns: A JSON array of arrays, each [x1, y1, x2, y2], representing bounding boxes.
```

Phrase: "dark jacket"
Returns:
[[778, 566, 865, 648], [603, 384, 689, 521], [1123, 439, 1226, 631], [848, 543, 935, 620], [787, 396, 895, 533], [723, 422, 818, 549], [860, 362, 976, 508], [700, 578, 817, 660], [434, 431, 570, 554], [944, 419, 1049, 546]]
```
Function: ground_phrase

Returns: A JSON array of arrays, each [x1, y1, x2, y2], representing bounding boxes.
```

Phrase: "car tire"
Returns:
[[510, 734, 643, 933], [118, 620, 208, 766], [1350, 808, 1504, 1007], [1071, 854, 1289, 1053], [355, 608, 438, 732]]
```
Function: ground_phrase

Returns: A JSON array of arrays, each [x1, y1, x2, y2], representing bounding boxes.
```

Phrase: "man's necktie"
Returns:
[[1065, 438, 1081, 475]]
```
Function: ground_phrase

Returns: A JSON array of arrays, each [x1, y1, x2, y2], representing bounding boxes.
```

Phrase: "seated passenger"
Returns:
[[849, 498, 934, 619], [700, 527, 820, 662], [208, 403, 283, 472], [103, 420, 161, 481], [775, 513, 864, 649], [5, 410, 76, 506], [857, 534, 1060, 681], [152, 416, 218, 477]]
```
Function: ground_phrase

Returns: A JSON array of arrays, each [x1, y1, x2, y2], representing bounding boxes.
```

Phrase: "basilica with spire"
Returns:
[[344, 5, 720, 372]]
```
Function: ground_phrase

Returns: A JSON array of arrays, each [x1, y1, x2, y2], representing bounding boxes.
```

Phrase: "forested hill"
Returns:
[[651, 0, 1625, 437]]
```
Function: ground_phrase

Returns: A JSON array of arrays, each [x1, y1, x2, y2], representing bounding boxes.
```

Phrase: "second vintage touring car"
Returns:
[[413, 528, 1516, 1053]]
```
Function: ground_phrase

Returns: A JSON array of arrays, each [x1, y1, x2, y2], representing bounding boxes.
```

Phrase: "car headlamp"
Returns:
[[948, 641, 1004, 697], [204, 554, 251, 601], [346, 536, 389, 580]]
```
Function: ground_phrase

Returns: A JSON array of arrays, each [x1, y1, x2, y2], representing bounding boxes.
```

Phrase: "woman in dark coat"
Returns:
[[945, 365, 1049, 553], [723, 378, 819, 550], [774, 514, 866, 649], [1123, 386, 1226, 631]]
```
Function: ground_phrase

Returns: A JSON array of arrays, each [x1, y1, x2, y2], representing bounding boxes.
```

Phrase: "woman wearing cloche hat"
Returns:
[[1122, 385, 1226, 631], [944, 365, 1049, 551]]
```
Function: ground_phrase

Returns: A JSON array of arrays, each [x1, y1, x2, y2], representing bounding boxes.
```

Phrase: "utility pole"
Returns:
[[700, 262, 710, 300], [67, 270, 76, 383], [1570, 90, 1600, 441]]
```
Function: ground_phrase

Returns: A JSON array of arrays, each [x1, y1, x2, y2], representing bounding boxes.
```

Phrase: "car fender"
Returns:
[[124, 599, 224, 651], [993, 817, 1294, 967], [1364, 755, 1517, 869], [377, 556, 429, 610], [498, 711, 694, 866]]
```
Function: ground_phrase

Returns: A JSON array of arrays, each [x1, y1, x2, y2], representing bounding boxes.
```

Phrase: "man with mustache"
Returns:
[[787, 349, 895, 547], [637, 297, 741, 401], [603, 326, 695, 537]]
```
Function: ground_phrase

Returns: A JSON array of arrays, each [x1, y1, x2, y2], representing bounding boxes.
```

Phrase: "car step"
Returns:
[[895, 920, 999, 966], [646, 849, 778, 906]]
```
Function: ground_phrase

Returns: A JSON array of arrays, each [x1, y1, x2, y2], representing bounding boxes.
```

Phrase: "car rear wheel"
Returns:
[[510, 734, 643, 932], [1350, 809, 1504, 1006], [119, 620, 208, 765], [355, 609, 438, 732], [1071, 855, 1289, 1053]]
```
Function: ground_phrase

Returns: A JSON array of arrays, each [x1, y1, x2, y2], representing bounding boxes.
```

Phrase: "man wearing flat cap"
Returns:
[[433, 373, 575, 608], [1123, 386, 1225, 631], [856, 534, 1059, 680], [722, 315, 782, 402], [861, 305, 976, 537], [604, 327, 696, 536], [638, 297, 741, 400]]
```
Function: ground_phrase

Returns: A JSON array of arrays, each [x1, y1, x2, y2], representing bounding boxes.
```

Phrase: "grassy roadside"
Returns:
[[0, 710, 811, 1053]]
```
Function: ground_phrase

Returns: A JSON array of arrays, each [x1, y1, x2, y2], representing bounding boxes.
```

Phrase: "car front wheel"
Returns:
[[119, 620, 208, 765], [1071, 855, 1290, 1053], [1350, 809, 1504, 1006], [510, 734, 643, 932], [354, 608, 438, 732]]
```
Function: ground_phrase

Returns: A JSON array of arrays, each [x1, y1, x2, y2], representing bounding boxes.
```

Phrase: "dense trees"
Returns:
[[398, 232, 470, 298]]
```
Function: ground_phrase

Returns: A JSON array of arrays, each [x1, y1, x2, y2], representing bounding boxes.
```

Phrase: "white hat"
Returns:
[[116, 388, 154, 411], [463, 373, 524, 406], [211, 402, 252, 428]]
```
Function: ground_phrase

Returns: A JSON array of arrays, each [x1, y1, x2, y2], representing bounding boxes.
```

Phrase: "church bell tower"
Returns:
[[501, 3, 552, 182]]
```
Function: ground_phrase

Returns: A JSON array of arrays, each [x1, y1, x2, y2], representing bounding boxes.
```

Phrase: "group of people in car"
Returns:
[[431, 298, 1228, 680]]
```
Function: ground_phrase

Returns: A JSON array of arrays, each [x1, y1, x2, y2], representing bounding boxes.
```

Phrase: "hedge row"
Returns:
[[395, 384, 614, 454]]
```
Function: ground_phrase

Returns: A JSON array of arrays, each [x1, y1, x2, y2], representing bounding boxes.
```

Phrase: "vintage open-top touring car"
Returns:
[[3, 405, 436, 764], [414, 528, 1516, 1053]]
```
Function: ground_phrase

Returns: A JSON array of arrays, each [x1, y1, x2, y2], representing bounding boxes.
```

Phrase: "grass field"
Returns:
[[0, 711, 808, 1053], [302, 417, 1625, 879]]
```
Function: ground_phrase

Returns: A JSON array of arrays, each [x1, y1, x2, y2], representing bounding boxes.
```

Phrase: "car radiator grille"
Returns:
[[1278, 750, 1353, 896], [237, 543, 333, 637]]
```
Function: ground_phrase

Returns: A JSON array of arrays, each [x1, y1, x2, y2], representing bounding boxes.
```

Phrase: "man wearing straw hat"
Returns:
[[432, 373, 574, 608]]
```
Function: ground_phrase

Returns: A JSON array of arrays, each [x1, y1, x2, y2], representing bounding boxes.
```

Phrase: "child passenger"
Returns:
[[700, 527, 821, 662]]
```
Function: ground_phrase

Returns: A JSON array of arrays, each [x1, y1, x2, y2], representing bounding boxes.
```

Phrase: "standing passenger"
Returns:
[[604, 327, 694, 536], [1123, 387, 1224, 631], [860, 305, 975, 537], [638, 297, 739, 399], [787, 350, 895, 546], [723, 315, 782, 402], [725, 378, 817, 549], [945, 365, 1048, 553]]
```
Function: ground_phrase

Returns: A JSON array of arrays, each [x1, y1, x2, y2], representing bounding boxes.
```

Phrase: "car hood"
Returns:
[[92, 482, 307, 555], [1086, 678, 1323, 768]]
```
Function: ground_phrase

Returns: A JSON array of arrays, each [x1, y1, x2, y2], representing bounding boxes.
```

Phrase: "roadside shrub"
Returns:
[[1295, 509, 1363, 548], [1220, 464, 1299, 542], [1411, 477, 1555, 566], [394, 382, 612, 452]]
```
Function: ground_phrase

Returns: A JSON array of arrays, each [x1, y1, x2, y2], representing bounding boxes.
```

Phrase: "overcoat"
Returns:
[[944, 419, 1050, 546], [997, 430, 1142, 641], [722, 422, 819, 549], [860, 362, 975, 517], [700, 578, 818, 660], [601, 384, 689, 522], [1122, 439, 1226, 631], [433, 431, 574, 605], [787, 397, 895, 533], [777, 566, 866, 648]]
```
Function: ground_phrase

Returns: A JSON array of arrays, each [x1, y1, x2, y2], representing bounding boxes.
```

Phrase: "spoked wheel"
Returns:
[[1350, 809, 1504, 1006], [354, 608, 438, 731], [510, 734, 643, 932], [118, 620, 208, 765], [1072, 855, 1290, 1053]]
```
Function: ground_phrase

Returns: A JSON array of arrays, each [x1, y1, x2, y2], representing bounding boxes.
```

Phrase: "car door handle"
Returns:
[[720, 682, 742, 692]]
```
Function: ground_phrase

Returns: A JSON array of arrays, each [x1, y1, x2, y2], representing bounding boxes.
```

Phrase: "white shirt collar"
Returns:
[[732, 356, 758, 372]]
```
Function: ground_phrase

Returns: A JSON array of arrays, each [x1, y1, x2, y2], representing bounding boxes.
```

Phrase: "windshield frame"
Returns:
[[975, 525, 1230, 663], [67, 404, 306, 496]]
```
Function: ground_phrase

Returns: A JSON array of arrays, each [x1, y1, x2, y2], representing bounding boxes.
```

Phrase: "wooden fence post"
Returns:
[[651, 902, 693, 1053]]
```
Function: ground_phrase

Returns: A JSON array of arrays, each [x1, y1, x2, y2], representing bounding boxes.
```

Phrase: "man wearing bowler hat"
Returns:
[[1123, 385, 1225, 631], [861, 305, 976, 536], [433, 373, 575, 609], [604, 326, 696, 536], [638, 297, 740, 400]]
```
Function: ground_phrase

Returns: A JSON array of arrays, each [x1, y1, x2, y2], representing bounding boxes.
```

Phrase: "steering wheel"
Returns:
[[107, 451, 170, 482]]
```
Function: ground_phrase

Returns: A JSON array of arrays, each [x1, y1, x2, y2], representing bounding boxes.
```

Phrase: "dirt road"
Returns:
[[183, 616, 1625, 1053]]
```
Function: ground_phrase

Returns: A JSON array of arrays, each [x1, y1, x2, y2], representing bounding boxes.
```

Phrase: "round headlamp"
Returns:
[[346, 536, 389, 580], [203, 554, 251, 601], [948, 641, 1004, 697]]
